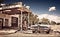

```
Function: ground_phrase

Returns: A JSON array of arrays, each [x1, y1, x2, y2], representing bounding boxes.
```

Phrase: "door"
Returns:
[[5, 19, 9, 28], [11, 17, 18, 27], [0, 18, 3, 29]]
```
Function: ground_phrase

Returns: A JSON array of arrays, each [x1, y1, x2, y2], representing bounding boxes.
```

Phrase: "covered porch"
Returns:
[[0, 7, 31, 31]]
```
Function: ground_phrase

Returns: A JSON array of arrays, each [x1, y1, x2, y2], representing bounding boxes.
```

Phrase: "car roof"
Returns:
[[40, 24, 51, 27]]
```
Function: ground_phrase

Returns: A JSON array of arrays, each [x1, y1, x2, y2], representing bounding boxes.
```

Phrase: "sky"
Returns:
[[3, 0, 60, 16]]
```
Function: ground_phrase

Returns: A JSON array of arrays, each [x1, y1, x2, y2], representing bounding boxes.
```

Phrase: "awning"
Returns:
[[0, 7, 31, 15]]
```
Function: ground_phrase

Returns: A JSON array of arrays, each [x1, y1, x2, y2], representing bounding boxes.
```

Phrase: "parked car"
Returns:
[[31, 24, 51, 34]]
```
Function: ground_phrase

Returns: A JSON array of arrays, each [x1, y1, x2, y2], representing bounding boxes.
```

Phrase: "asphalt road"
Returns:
[[0, 31, 60, 37]]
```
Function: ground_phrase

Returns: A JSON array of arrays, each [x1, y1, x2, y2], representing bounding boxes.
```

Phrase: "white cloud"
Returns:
[[49, 6, 56, 11]]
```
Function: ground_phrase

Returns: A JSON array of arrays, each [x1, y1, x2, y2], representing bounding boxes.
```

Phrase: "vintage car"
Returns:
[[31, 24, 51, 34]]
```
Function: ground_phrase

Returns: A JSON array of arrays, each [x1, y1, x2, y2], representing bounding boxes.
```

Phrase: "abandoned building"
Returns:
[[0, 2, 31, 31]]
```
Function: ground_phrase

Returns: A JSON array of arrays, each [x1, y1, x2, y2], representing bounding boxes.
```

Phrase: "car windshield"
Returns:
[[33, 26, 38, 28], [40, 26, 48, 28]]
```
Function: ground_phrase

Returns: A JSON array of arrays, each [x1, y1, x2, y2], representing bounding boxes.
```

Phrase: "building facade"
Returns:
[[0, 2, 31, 31]]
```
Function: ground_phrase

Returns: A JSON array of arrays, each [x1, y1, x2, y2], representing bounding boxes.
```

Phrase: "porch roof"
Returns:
[[0, 7, 31, 15]]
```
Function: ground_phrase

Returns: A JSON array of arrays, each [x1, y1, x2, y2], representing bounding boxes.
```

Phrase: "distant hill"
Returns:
[[37, 14, 60, 23]]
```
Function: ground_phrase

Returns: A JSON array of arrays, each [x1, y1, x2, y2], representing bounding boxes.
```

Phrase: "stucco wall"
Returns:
[[0, 14, 20, 27]]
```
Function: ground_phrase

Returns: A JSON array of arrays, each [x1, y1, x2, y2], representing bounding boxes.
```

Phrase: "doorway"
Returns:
[[11, 17, 18, 27], [4, 19, 9, 28], [0, 18, 3, 29]]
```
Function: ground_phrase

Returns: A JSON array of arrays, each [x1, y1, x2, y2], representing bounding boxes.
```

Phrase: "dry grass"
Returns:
[[51, 25, 60, 31]]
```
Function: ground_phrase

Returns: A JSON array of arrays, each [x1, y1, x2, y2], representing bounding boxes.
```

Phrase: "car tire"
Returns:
[[49, 29, 53, 34], [46, 31, 49, 34], [38, 31, 40, 33], [32, 31, 35, 33]]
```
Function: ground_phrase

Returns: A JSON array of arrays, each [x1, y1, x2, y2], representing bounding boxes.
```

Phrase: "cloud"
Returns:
[[49, 6, 56, 11]]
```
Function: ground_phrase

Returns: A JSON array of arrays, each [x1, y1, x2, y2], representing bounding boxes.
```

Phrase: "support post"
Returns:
[[3, 18, 5, 27], [28, 13, 29, 27], [21, 10, 23, 31]]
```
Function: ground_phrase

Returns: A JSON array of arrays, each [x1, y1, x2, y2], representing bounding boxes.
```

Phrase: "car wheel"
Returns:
[[32, 31, 35, 33], [46, 31, 50, 34], [38, 31, 40, 33], [46, 31, 49, 34], [49, 29, 53, 34]]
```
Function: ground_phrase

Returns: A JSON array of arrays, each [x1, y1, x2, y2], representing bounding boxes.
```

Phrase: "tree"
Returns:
[[29, 13, 34, 25], [50, 21, 56, 25], [33, 15, 39, 24], [41, 18, 50, 24], [29, 13, 39, 25]]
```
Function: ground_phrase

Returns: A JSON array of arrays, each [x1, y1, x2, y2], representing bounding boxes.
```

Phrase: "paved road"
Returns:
[[0, 31, 60, 37]]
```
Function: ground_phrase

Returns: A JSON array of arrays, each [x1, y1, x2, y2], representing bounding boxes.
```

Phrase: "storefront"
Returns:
[[0, 2, 31, 31]]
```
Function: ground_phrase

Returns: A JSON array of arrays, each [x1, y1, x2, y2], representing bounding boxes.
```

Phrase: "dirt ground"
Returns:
[[51, 25, 60, 30], [0, 31, 60, 37], [0, 25, 60, 37]]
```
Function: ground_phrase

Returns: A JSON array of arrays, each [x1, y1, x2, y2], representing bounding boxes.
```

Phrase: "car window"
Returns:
[[40, 26, 48, 28]]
